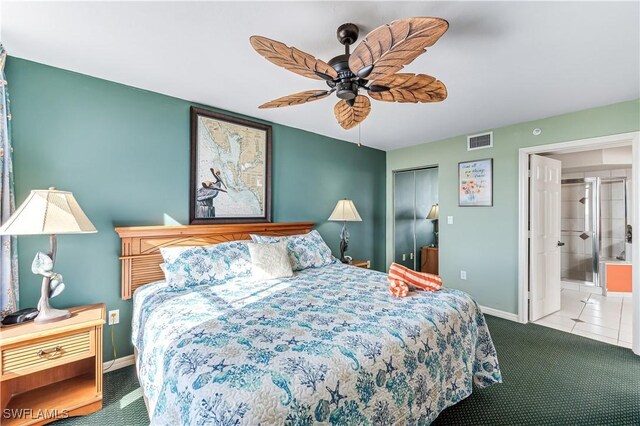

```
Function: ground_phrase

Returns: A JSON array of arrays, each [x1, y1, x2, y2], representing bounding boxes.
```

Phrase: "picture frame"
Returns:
[[189, 107, 272, 224], [458, 158, 493, 207]]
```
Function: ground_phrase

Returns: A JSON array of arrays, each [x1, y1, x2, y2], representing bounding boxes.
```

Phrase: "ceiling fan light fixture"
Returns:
[[251, 17, 449, 129], [336, 81, 358, 100]]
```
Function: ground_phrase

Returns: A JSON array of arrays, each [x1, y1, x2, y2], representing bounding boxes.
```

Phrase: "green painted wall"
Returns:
[[6, 57, 386, 361], [387, 99, 640, 314]]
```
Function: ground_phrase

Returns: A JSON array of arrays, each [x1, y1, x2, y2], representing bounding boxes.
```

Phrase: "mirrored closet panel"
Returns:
[[393, 167, 438, 271]]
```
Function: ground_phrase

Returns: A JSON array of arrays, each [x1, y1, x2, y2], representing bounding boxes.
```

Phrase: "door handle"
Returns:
[[557, 241, 565, 247]]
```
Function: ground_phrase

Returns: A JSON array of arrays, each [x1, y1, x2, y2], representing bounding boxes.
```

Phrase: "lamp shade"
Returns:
[[328, 199, 362, 222], [426, 203, 439, 220], [0, 188, 96, 235]]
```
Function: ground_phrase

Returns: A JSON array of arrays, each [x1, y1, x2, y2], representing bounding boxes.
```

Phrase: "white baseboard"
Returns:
[[103, 354, 135, 373], [479, 305, 519, 322]]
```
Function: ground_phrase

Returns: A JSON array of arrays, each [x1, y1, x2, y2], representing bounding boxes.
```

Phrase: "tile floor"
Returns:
[[533, 285, 633, 348]]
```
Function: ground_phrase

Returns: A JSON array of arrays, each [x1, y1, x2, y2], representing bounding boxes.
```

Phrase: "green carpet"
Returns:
[[434, 317, 639, 425], [50, 365, 148, 425], [52, 316, 639, 425]]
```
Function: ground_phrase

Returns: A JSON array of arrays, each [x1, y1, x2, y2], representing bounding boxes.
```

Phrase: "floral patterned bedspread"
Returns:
[[132, 263, 501, 425]]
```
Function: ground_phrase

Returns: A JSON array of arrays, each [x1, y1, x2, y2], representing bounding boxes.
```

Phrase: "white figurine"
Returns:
[[31, 252, 66, 300]]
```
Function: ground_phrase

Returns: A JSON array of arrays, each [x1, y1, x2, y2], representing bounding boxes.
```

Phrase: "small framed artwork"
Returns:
[[458, 158, 493, 207], [190, 107, 272, 223]]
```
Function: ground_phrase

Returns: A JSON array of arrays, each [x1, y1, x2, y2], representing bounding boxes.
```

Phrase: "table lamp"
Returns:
[[426, 203, 439, 247], [0, 188, 96, 323], [328, 199, 362, 263]]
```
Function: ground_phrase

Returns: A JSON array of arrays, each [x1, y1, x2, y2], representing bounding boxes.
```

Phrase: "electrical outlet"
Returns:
[[447, 216, 454, 225], [108, 309, 120, 325], [460, 270, 467, 280]]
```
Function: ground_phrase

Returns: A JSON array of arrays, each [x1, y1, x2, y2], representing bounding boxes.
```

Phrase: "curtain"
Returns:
[[0, 44, 18, 316]]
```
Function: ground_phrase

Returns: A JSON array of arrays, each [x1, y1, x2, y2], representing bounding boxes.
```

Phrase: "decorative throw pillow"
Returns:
[[388, 262, 443, 291], [160, 241, 252, 289], [248, 241, 294, 281], [250, 230, 335, 271]]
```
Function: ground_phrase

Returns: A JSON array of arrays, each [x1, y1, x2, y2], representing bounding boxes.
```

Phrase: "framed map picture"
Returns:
[[190, 107, 272, 223], [458, 158, 493, 207]]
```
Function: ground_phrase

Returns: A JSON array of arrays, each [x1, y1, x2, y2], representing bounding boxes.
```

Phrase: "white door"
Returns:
[[530, 154, 562, 321]]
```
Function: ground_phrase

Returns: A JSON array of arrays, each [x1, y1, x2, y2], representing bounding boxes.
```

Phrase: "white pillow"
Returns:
[[250, 230, 336, 271], [248, 241, 294, 281]]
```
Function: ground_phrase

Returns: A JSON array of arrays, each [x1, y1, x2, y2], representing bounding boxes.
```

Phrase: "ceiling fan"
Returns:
[[250, 17, 449, 130]]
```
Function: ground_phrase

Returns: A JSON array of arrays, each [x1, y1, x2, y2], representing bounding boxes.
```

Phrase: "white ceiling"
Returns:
[[2, 1, 639, 151]]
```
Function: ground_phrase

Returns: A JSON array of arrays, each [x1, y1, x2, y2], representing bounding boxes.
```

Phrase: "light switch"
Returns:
[[447, 216, 454, 225]]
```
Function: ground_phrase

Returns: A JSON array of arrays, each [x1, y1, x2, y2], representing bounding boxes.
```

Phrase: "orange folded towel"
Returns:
[[388, 262, 442, 292], [389, 279, 410, 297]]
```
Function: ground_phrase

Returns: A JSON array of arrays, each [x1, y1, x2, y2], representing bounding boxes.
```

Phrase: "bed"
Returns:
[[116, 223, 502, 425]]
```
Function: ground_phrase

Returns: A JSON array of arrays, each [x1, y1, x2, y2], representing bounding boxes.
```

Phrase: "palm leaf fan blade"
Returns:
[[348, 17, 448, 80], [368, 73, 447, 103], [250, 36, 338, 80], [334, 95, 371, 129], [259, 90, 331, 109]]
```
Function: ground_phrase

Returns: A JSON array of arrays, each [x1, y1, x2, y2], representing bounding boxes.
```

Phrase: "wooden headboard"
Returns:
[[114, 222, 314, 300]]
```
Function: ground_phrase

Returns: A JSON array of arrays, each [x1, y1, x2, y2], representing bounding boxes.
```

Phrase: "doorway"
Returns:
[[519, 132, 639, 355], [393, 167, 438, 272]]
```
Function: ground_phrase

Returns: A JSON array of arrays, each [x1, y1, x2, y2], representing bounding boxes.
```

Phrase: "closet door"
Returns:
[[394, 171, 416, 269], [415, 168, 439, 267]]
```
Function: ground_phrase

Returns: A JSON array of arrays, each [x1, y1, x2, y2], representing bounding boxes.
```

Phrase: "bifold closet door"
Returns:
[[394, 171, 416, 269]]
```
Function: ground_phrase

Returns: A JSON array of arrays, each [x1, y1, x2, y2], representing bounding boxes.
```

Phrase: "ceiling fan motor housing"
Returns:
[[328, 53, 359, 100]]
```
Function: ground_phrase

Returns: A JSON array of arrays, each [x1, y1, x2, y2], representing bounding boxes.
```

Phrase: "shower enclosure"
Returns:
[[560, 176, 629, 288], [561, 178, 599, 285]]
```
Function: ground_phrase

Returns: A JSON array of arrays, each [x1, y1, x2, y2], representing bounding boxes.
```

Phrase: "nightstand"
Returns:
[[349, 260, 371, 269], [421, 246, 439, 275], [0, 304, 105, 425]]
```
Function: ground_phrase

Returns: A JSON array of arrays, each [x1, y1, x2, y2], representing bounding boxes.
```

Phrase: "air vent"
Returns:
[[467, 132, 493, 151]]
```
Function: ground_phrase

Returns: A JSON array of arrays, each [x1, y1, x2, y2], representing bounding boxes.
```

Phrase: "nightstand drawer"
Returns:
[[1, 329, 94, 378]]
